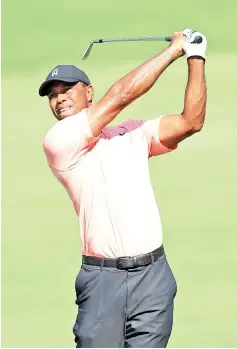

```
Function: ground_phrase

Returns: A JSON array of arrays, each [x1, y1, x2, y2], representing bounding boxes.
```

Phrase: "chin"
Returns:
[[54, 107, 84, 121], [56, 110, 74, 120]]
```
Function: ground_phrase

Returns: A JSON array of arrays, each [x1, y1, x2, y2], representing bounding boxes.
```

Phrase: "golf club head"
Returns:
[[82, 41, 95, 60]]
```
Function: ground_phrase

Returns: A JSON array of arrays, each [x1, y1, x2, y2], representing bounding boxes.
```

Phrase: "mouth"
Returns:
[[57, 106, 72, 116]]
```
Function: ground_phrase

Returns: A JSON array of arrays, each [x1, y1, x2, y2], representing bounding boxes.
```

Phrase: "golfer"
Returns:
[[40, 29, 207, 348]]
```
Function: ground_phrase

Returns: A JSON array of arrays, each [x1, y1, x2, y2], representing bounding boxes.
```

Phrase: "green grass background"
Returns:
[[2, 0, 237, 347]]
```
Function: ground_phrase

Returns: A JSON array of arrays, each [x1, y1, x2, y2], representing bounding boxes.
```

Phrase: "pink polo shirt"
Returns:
[[43, 109, 177, 258]]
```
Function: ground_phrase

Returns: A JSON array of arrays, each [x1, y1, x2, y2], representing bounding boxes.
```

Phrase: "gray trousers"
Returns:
[[73, 253, 177, 348]]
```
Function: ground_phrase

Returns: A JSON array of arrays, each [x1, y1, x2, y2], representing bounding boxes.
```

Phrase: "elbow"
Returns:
[[192, 122, 204, 133], [186, 122, 204, 136], [183, 112, 205, 135]]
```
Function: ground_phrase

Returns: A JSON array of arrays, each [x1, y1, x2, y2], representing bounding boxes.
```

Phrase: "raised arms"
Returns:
[[88, 29, 207, 147], [87, 33, 185, 137]]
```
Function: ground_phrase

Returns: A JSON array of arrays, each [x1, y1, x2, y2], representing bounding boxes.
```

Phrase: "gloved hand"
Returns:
[[183, 29, 207, 60]]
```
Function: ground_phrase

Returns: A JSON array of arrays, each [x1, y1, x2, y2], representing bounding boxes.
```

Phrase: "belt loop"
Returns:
[[150, 253, 154, 265], [100, 258, 104, 271]]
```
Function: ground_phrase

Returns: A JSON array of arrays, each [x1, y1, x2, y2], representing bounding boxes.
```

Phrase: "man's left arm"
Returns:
[[159, 57, 206, 148], [158, 30, 207, 148]]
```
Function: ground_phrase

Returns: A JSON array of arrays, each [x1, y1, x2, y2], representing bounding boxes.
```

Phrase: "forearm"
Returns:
[[182, 57, 206, 131], [88, 45, 181, 135], [109, 46, 179, 106]]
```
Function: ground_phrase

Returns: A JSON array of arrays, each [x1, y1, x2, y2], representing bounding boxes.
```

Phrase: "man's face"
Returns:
[[48, 81, 94, 120]]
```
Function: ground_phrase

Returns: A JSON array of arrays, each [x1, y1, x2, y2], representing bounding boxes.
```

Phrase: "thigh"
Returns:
[[73, 265, 127, 348], [125, 255, 177, 348]]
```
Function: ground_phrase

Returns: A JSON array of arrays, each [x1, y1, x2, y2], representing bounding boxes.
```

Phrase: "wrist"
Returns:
[[165, 46, 181, 61], [187, 56, 205, 65]]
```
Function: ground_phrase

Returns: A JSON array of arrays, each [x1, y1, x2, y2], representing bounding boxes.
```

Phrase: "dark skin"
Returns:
[[47, 32, 206, 148], [48, 81, 94, 121]]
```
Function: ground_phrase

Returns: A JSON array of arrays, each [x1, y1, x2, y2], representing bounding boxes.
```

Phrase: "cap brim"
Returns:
[[39, 77, 81, 97]]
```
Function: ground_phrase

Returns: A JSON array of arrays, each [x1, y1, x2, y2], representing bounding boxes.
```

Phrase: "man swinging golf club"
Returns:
[[40, 28, 207, 347]]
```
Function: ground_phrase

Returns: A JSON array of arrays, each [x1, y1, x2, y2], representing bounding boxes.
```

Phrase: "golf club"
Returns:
[[82, 35, 203, 60]]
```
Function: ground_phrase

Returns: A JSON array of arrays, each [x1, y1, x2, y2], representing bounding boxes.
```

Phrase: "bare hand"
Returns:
[[169, 32, 185, 59]]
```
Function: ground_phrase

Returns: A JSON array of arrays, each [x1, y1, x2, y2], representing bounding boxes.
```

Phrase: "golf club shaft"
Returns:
[[93, 36, 171, 43], [82, 37, 171, 60], [94, 35, 202, 44]]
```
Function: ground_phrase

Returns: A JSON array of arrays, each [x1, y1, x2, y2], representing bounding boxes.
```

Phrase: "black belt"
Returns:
[[82, 245, 164, 270]]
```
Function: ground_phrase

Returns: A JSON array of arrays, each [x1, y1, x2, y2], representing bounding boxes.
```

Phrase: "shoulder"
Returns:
[[43, 109, 100, 170], [44, 109, 87, 138], [43, 109, 94, 150], [120, 119, 145, 132]]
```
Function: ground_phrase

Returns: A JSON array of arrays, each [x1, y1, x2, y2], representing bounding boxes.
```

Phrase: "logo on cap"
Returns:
[[52, 68, 58, 77]]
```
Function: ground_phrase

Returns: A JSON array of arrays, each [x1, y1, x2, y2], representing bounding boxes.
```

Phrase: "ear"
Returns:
[[87, 85, 94, 103]]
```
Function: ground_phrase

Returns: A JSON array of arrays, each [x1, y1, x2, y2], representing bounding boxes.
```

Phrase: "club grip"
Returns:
[[166, 35, 203, 44]]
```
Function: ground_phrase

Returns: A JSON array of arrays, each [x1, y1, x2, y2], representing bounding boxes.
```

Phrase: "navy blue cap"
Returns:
[[39, 65, 91, 96]]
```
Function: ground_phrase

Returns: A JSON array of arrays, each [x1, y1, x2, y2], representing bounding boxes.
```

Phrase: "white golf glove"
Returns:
[[183, 28, 207, 59]]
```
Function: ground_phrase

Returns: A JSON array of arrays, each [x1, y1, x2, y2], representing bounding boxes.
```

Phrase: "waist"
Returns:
[[82, 245, 165, 270]]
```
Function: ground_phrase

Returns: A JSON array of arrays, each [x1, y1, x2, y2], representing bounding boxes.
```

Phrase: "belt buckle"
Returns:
[[116, 256, 138, 270], [116, 257, 129, 270]]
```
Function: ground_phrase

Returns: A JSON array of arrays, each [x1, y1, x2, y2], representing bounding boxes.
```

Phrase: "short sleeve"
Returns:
[[43, 109, 99, 170], [121, 117, 177, 157], [141, 116, 178, 157]]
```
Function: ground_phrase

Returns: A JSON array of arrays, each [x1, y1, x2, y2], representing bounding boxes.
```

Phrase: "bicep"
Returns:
[[158, 114, 194, 148]]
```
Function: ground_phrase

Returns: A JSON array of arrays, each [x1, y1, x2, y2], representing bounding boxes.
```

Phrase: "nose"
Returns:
[[57, 93, 67, 104]]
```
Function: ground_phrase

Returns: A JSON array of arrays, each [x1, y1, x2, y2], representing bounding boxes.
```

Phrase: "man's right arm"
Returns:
[[87, 33, 185, 137]]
